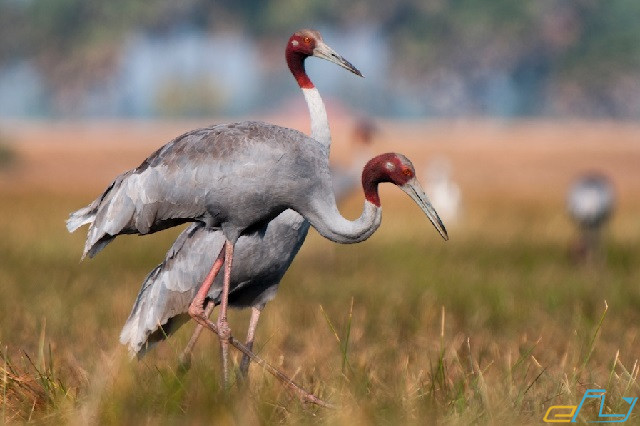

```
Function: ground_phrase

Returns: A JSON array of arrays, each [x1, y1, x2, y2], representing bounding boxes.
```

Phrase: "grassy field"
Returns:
[[0, 120, 639, 424]]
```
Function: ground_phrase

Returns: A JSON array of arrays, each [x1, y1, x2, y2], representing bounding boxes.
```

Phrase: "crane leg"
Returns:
[[188, 245, 225, 321], [196, 316, 334, 407], [178, 301, 215, 370], [217, 241, 234, 387], [239, 304, 264, 378], [185, 247, 331, 406]]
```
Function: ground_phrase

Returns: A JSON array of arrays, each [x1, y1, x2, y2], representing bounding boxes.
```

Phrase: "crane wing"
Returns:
[[66, 121, 320, 259], [119, 222, 225, 357], [67, 125, 236, 258]]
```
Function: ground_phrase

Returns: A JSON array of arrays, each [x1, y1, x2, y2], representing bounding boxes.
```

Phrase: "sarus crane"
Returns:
[[117, 29, 363, 376], [67, 32, 448, 396]]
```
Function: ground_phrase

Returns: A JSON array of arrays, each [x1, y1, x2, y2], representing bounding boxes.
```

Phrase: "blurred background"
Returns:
[[1, 0, 639, 118], [0, 1, 639, 424]]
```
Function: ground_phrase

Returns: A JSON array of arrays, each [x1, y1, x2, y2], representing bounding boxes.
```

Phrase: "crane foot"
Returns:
[[179, 301, 214, 371], [187, 298, 206, 321], [177, 351, 192, 372], [199, 316, 334, 408]]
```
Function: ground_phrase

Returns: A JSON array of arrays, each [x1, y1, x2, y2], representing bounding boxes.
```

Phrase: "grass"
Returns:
[[0, 189, 639, 424]]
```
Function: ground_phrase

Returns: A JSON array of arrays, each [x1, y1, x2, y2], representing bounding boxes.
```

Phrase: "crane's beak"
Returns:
[[313, 42, 364, 77], [400, 178, 449, 241]]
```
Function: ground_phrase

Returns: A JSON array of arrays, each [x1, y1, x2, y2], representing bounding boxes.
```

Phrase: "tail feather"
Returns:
[[85, 236, 116, 259], [66, 205, 96, 233], [69, 167, 199, 260], [66, 172, 135, 259], [119, 265, 195, 358], [67, 175, 123, 234], [67, 198, 117, 260], [119, 223, 224, 358]]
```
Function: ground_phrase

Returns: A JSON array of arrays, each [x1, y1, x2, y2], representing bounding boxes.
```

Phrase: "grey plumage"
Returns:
[[70, 127, 448, 358], [67, 30, 446, 396], [112, 152, 448, 358], [119, 168, 356, 357], [68, 120, 341, 357], [74, 28, 369, 359], [67, 121, 331, 259], [120, 210, 309, 356]]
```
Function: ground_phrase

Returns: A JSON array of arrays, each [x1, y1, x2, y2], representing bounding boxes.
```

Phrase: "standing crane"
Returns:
[[117, 29, 362, 375], [567, 172, 615, 263], [67, 39, 448, 391], [424, 157, 462, 225], [68, 30, 360, 386]]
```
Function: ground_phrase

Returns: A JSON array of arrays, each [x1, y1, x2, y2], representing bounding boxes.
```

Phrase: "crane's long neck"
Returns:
[[301, 169, 385, 244], [287, 51, 331, 150], [303, 87, 331, 150], [305, 198, 382, 244], [298, 157, 399, 244]]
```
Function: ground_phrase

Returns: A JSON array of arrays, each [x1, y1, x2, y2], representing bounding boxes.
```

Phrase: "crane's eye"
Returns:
[[403, 169, 413, 177], [303, 36, 311, 44]]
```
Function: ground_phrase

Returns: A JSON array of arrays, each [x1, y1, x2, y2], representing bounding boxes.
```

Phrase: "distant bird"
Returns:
[[352, 116, 378, 147], [424, 158, 462, 225], [567, 172, 615, 262], [567, 173, 615, 229], [68, 29, 365, 383], [116, 29, 362, 374]]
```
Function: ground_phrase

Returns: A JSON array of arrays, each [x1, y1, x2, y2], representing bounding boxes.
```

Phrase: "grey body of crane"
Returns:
[[68, 123, 330, 256], [68, 121, 450, 360], [120, 168, 358, 357], [67, 121, 354, 356], [120, 208, 310, 356], [68, 124, 449, 371], [112, 29, 364, 358], [67, 31, 449, 379]]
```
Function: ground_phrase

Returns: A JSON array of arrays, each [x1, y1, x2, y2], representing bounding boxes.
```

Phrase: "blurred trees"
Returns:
[[0, 0, 639, 117]]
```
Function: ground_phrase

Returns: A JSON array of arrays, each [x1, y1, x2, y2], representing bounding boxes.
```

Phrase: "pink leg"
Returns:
[[187, 245, 225, 321], [239, 305, 263, 377], [178, 301, 215, 370], [217, 241, 234, 386], [182, 244, 331, 406], [196, 316, 334, 407]]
